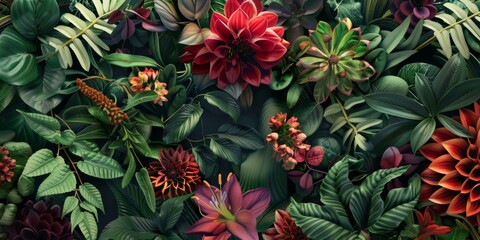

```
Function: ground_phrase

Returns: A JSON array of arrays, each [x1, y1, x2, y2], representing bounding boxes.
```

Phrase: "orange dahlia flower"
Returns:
[[420, 101, 480, 224]]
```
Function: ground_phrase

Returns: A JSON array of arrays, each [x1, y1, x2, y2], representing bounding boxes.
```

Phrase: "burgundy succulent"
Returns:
[[390, 0, 437, 31], [0, 146, 16, 184], [7, 200, 74, 240]]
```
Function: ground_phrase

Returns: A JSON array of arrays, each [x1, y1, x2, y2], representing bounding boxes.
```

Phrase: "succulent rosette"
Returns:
[[179, 0, 290, 89], [296, 18, 375, 103]]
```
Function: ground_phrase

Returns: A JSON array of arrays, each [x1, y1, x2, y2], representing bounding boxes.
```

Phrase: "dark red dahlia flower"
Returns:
[[148, 145, 201, 199], [419, 101, 480, 225], [391, 0, 436, 30], [263, 209, 312, 240], [7, 200, 73, 240], [179, 0, 290, 89]]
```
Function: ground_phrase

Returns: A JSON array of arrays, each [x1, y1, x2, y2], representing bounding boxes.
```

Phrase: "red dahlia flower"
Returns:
[[263, 209, 312, 240], [179, 0, 289, 89], [420, 101, 480, 225]]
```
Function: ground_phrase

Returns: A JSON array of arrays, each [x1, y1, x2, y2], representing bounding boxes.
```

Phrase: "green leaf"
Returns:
[[432, 54, 466, 98], [77, 151, 124, 179], [135, 168, 156, 213], [37, 164, 76, 198], [99, 216, 157, 239], [0, 82, 15, 114], [292, 102, 323, 136], [76, 124, 109, 140], [18, 65, 66, 114], [156, 196, 189, 232], [415, 73, 437, 114], [69, 140, 100, 157], [437, 78, 480, 113], [437, 114, 472, 138], [79, 183, 105, 213], [371, 121, 417, 151], [62, 196, 79, 218], [384, 50, 417, 70], [204, 91, 240, 121], [123, 91, 158, 111], [326, 0, 363, 25], [287, 83, 303, 109], [320, 156, 355, 230], [240, 147, 287, 204], [11, 0, 59, 39], [372, 75, 409, 95], [23, 149, 63, 177], [380, 15, 411, 53], [411, 118, 436, 153], [192, 145, 217, 178], [17, 110, 61, 143], [122, 148, 136, 188], [103, 53, 160, 68], [17, 176, 35, 197], [398, 62, 440, 85], [437, 226, 469, 240], [80, 202, 98, 221], [364, 93, 429, 120], [0, 203, 17, 226], [349, 165, 408, 229], [288, 198, 352, 239], [79, 212, 98, 240], [209, 138, 242, 165], [71, 207, 84, 230], [369, 175, 420, 233], [163, 103, 203, 144], [0, 27, 37, 86], [217, 123, 264, 150]]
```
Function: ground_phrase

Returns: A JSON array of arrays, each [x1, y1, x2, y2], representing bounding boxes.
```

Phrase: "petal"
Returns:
[[242, 64, 262, 87], [242, 188, 271, 217], [438, 171, 465, 191], [431, 128, 456, 143], [205, 36, 228, 58], [461, 178, 477, 194], [225, 63, 241, 84], [185, 212, 226, 234], [224, 0, 241, 18], [228, 8, 249, 33], [419, 143, 447, 161], [210, 58, 225, 79], [214, 19, 235, 42], [240, 0, 257, 18], [442, 138, 468, 160], [429, 188, 457, 204], [471, 183, 480, 202], [470, 165, 480, 181], [413, 6, 431, 19], [447, 194, 468, 214], [227, 210, 258, 240], [380, 147, 402, 169], [257, 12, 278, 27], [203, 232, 232, 240], [456, 158, 477, 177], [224, 174, 243, 213], [460, 108, 478, 130], [248, 16, 268, 36], [428, 154, 457, 174], [194, 185, 218, 214], [420, 168, 444, 185]]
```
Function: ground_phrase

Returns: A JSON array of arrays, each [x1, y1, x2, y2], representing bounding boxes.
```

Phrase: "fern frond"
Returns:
[[424, 0, 480, 59]]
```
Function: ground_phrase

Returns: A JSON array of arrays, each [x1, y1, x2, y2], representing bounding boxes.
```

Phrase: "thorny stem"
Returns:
[[63, 148, 84, 185], [415, 11, 480, 51]]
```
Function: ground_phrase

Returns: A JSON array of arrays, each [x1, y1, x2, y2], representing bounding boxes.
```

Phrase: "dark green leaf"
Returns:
[[217, 123, 264, 150], [437, 114, 472, 138], [76, 124, 109, 140], [432, 54, 466, 98], [79, 183, 105, 213], [397, 18, 424, 50], [11, 0, 59, 39], [371, 121, 417, 151], [415, 73, 437, 114], [209, 138, 242, 165], [437, 79, 480, 113], [204, 91, 240, 121], [0, 82, 15, 114], [287, 83, 303, 109], [372, 75, 409, 95], [410, 118, 436, 153], [156, 195, 190, 232], [292, 102, 323, 136], [380, 15, 411, 53], [364, 93, 429, 120], [385, 50, 417, 70], [122, 148, 136, 188], [163, 103, 203, 144], [136, 168, 156, 213], [192, 146, 217, 178], [259, 98, 288, 136], [398, 62, 440, 85], [99, 216, 158, 239]]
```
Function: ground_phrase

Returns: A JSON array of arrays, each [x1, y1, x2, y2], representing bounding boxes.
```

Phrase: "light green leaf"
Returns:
[[17, 110, 62, 143], [103, 53, 160, 68], [79, 212, 98, 240], [135, 168, 156, 213], [123, 91, 158, 111], [37, 164, 76, 197], [62, 196, 79, 218], [71, 207, 84, 230], [23, 149, 63, 177], [80, 183, 105, 213], [77, 151, 124, 179]]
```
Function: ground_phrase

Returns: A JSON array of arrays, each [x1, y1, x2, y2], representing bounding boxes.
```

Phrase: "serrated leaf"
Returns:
[[77, 151, 124, 179], [135, 168, 156, 213], [22, 149, 63, 177], [209, 138, 242, 165], [62, 196, 79, 218], [204, 91, 240, 121], [79, 212, 98, 240], [163, 103, 203, 144], [37, 164, 76, 197], [80, 183, 105, 213], [217, 123, 264, 150]]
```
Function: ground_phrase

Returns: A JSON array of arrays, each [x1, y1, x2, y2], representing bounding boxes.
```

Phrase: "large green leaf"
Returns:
[[320, 157, 355, 230], [326, 0, 363, 25], [288, 198, 352, 239], [192, 145, 217, 178], [17, 110, 61, 142], [398, 63, 440, 85], [415, 73, 437, 114], [0, 28, 37, 86], [437, 78, 480, 113], [364, 93, 429, 120], [37, 164, 76, 197], [380, 15, 411, 53], [77, 151, 124, 179], [18, 65, 66, 114], [10, 0, 59, 40], [135, 168, 156, 213], [217, 123, 264, 150], [437, 114, 472, 138], [410, 118, 436, 153], [0, 82, 15, 114], [79, 183, 105, 213], [292, 102, 323, 136], [209, 138, 242, 165], [368, 175, 420, 233], [0, 203, 17, 226], [22, 149, 63, 177], [432, 54, 466, 98], [204, 91, 241, 122], [349, 165, 408, 229], [122, 148, 136, 188], [99, 216, 158, 239], [156, 195, 190, 233], [163, 103, 203, 144]]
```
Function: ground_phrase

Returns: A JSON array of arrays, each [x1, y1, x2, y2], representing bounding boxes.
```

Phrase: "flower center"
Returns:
[[226, 39, 253, 59], [412, 0, 427, 7], [328, 54, 340, 65]]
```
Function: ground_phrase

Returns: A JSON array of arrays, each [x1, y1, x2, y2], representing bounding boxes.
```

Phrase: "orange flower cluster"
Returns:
[[129, 68, 168, 105], [266, 113, 310, 170], [76, 79, 128, 126]]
